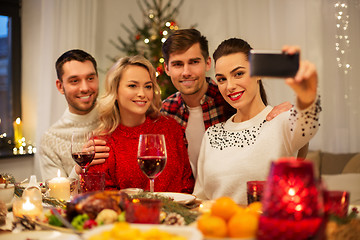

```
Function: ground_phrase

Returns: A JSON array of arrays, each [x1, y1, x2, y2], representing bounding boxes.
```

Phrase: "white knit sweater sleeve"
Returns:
[[38, 107, 99, 181], [38, 132, 69, 180]]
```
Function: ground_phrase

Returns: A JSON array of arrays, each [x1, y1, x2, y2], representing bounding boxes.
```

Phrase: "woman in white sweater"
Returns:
[[193, 38, 321, 204]]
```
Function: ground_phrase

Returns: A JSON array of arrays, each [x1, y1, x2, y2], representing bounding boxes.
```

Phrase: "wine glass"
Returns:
[[137, 134, 167, 192], [71, 131, 95, 173]]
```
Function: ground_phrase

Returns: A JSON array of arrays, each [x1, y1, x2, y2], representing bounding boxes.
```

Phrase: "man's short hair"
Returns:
[[162, 29, 209, 64], [55, 49, 98, 81]]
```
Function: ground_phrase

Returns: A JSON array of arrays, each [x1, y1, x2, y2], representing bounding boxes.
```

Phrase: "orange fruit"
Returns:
[[197, 213, 227, 238], [246, 201, 263, 214], [235, 205, 247, 214], [211, 196, 238, 221], [227, 211, 259, 238]]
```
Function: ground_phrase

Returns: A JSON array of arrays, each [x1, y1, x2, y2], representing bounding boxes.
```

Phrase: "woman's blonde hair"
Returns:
[[96, 55, 162, 135]]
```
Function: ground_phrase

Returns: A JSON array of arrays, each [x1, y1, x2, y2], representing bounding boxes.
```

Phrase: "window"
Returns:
[[0, 0, 21, 156]]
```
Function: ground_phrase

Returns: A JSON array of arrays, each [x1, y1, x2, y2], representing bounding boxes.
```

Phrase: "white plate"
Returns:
[[0, 230, 80, 240], [83, 223, 202, 240], [156, 192, 196, 204]]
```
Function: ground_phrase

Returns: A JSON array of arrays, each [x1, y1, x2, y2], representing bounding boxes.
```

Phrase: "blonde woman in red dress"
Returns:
[[78, 55, 194, 193]]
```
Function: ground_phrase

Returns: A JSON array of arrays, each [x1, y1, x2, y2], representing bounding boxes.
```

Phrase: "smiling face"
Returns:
[[116, 65, 154, 126], [215, 53, 265, 121], [164, 43, 211, 97], [56, 60, 99, 115]]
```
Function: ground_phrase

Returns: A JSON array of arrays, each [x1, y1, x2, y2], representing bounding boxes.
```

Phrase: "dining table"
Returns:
[[1, 175, 359, 240], [0, 188, 209, 240]]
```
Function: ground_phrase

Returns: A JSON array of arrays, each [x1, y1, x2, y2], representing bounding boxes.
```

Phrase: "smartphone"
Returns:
[[249, 50, 299, 78]]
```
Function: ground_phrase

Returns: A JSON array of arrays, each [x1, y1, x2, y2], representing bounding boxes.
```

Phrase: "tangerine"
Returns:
[[211, 196, 238, 221], [197, 213, 227, 238], [246, 201, 263, 214], [227, 211, 259, 238]]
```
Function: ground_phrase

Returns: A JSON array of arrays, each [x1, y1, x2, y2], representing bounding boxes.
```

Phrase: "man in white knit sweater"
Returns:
[[38, 50, 108, 181]]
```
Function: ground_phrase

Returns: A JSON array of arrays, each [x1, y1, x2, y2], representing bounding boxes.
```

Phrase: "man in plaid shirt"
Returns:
[[161, 29, 307, 175]]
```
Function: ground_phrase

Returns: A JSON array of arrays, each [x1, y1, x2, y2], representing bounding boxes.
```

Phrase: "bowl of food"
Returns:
[[0, 183, 15, 205]]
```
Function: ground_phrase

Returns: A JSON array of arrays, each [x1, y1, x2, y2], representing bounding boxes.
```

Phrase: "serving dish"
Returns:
[[83, 223, 202, 240]]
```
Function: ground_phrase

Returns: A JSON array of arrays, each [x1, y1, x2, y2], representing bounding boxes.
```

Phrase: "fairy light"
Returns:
[[334, 1, 351, 75]]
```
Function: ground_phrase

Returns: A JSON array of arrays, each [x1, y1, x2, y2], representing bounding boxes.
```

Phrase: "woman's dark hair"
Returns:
[[213, 38, 267, 106]]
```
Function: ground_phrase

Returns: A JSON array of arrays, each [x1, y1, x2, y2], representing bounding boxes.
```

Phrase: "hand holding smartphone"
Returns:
[[249, 50, 299, 78]]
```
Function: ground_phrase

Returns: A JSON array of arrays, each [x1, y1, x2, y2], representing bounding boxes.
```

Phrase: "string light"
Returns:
[[334, 1, 351, 75]]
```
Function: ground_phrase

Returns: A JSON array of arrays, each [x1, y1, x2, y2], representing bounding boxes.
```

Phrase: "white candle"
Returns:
[[48, 170, 70, 201]]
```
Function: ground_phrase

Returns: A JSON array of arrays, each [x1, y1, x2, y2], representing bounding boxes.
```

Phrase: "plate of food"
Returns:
[[156, 192, 196, 204], [83, 222, 202, 240]]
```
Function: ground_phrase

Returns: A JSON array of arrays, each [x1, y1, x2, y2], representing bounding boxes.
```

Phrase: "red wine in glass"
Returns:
[[137, 156, 166, 179], [137, 134, 167, 192], [71, 131, 95, 173], [72, 152, 95, 171]]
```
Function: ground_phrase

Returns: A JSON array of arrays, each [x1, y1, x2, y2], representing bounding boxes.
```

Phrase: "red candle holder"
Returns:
[[257, 158, 325, 240], [247, 180, 266, 205], [324, 190, 350, 218], [79, 172, 105, 193], [125, 198, 161, 224]]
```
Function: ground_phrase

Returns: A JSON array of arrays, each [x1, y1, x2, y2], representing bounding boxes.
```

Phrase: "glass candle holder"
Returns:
[[247, 180, 266, 205], [13, 197, 43, 221], [125, 198, 161, 224], [257, 158, 325, 240], [324, 190, 350, 218], [69, 178, 79, 197], [79, 172, 105, 193]]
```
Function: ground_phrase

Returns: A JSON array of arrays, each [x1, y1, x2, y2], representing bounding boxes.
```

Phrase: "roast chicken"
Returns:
[[66, 190, 128, 221]]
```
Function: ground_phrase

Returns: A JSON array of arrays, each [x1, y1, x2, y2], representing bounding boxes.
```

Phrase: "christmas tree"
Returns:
[[108, 0, 194, 99]]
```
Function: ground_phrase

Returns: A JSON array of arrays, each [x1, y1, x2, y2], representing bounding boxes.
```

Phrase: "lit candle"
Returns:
[[13, 117, 23, 148], [48, 169, 70, 201], [13, 197, 42, 220]]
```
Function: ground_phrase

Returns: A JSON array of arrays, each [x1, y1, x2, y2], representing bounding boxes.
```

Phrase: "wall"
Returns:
[[0, 155, 35, 182]]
